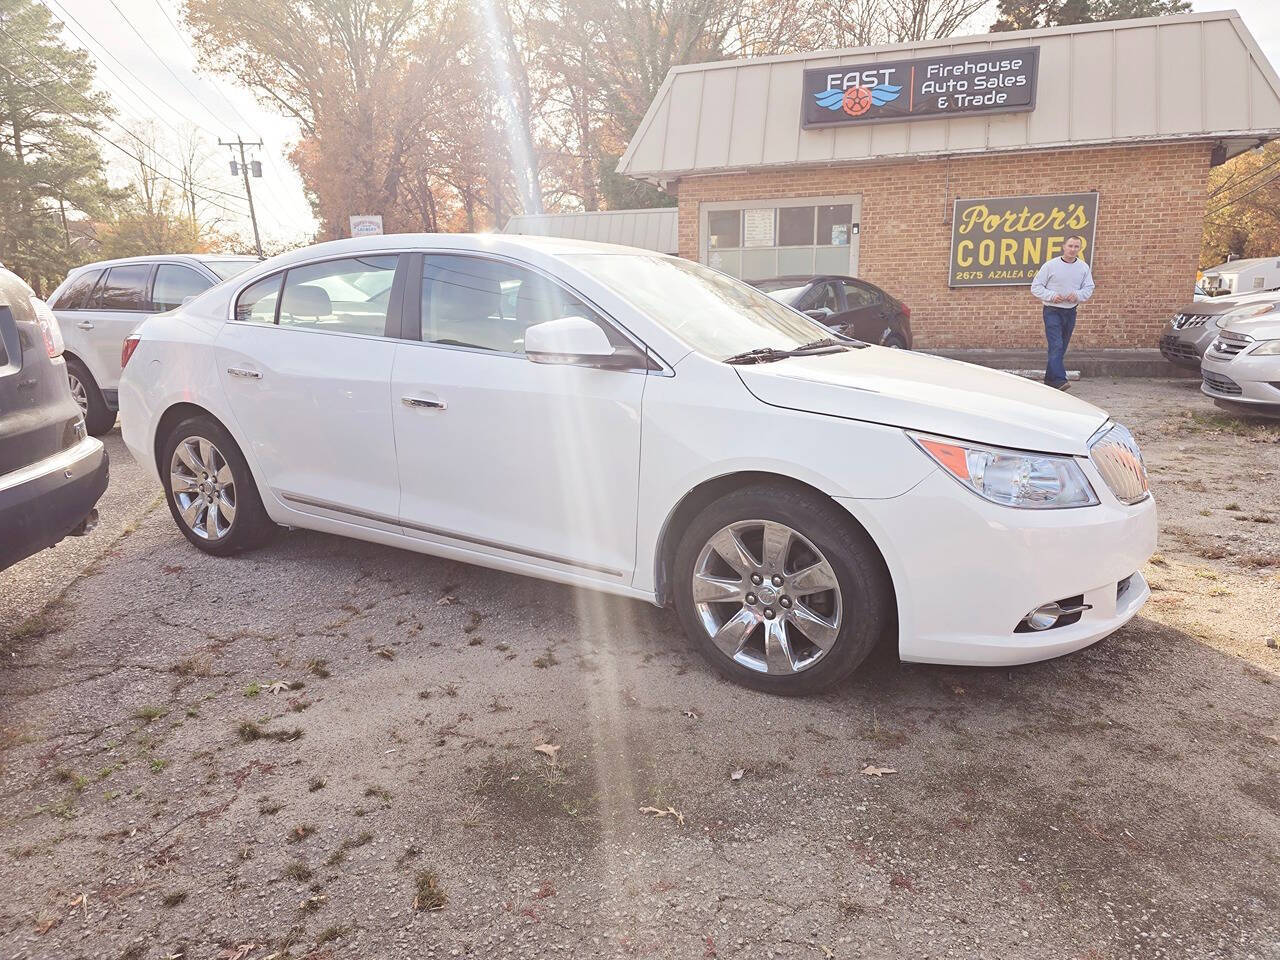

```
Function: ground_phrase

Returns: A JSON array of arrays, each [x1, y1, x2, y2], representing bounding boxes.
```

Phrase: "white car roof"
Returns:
[[68, 254, 259, 274]]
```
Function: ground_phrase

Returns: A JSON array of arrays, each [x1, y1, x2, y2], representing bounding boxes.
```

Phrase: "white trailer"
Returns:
[[1200, 257, 1280, 296], [503, 208, 679, 255]]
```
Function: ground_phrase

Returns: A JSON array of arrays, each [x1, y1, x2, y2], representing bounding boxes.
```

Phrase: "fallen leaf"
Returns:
[[683, 709, 700, 720], [821, 946, 836, 959], [217, 945, 258, 960], [533, 743, 561, 761], [860, 765, 897, 777], [437, 595, 459, 606], [375, 647, 394, 660], [730, 768, 744, 781], [952, 686, 965, 695], [265, 680, 292, 695], [639, 805, 685, 826]]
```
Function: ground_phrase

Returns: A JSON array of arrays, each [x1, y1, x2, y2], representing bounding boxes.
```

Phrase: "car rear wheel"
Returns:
[[672, 484, 893, 694], [160, 415, 276, 555], [65, 357, 115, 435], [882, 333, 908, 349]]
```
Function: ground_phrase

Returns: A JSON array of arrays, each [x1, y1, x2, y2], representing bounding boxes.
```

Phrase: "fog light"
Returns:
[[1017, 597, 1093, 633]]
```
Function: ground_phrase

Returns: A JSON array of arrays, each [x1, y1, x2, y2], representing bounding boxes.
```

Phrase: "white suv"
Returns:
[[48, 255, 257, 434]]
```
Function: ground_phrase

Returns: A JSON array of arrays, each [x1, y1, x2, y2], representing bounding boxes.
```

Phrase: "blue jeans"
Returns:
[[1043, 305, 1077, 386]]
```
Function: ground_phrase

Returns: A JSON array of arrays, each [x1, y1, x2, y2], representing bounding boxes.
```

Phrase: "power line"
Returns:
[[0, 59, 250, 220], [0, 21, 250, 209], [1207, 168, 1280, 217], [1208, 152, 1280, 200]]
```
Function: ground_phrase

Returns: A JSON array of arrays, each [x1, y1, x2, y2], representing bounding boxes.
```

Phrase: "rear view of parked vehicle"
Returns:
[[1200, 306, 1280, 417], [0, 268, 108, 571], [47, 255, 257, 434]]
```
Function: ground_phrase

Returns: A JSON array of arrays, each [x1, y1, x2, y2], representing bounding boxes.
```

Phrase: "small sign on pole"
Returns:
[[349, 215, 384, 237]]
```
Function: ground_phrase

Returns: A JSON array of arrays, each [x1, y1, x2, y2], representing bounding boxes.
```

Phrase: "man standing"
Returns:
[[1030, 235, 1094, 390]]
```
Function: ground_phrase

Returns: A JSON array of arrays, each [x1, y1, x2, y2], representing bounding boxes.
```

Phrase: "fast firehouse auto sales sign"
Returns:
[[801, 47, 1039, 128]]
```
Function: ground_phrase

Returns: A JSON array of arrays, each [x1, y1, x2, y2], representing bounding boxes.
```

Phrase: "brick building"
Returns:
[[614, 12, 1280, 349]]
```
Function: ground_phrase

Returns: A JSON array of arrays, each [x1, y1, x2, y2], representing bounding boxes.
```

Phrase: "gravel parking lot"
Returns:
[[1, 378, 1277, 960]]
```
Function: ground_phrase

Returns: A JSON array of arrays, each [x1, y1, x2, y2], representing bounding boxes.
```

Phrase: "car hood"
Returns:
[[734, 347, 1109, 455], [1177, 290, 1280, 316], [1221, 314, 1280, 340]]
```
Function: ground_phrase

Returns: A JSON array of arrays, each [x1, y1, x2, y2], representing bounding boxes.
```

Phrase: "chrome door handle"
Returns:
[[227, 367, 262, 380], [76, 320, 94, 330], [402, 396, 446, 410]]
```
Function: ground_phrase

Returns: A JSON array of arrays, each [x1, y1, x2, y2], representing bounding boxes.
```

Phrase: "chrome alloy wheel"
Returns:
[[691, 519, 842, 674], [67, 371, 89, 416], [169, 436, 236, 540]]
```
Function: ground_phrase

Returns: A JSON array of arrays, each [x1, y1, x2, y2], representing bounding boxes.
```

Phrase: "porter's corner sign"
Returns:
[[801, 47, 1038, 128], [349, 214, 384, 237], [949, 192, 1098, 288]]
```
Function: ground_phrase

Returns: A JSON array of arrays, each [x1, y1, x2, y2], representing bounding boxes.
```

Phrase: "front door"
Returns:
[[391, 253, 646, 582], [214, 254, 404, 525], [837, 279, 888, 343]]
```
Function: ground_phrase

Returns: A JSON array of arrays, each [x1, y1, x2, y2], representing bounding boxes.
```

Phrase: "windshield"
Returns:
[[566, 255, 827, 360], [751, 280, 809, 306], [203, 259, 258, 281]]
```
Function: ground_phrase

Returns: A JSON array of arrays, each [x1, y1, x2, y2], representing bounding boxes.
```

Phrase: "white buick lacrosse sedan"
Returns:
[[120, 235, 1154, 694]]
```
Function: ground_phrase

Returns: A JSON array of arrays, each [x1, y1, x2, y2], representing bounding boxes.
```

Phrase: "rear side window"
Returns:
[[153, 264, 212, 311], [99, 264, 152, 311], [842, 281, 881, 309], [278, 256, 398, 336], [235, 274, 283, 324], [51, 269, 103, 310]]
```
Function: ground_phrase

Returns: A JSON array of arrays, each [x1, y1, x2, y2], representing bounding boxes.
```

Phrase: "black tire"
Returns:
[[65, 356, 115, 436], [672, 483, 893, 695], [882, 333, 908, 350], [160, 414, 277, 555]]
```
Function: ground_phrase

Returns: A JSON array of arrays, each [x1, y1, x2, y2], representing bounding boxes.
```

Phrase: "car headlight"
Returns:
[[1249, 339, 1280, 355], [1221, 303, 1278, 323], [910, 433, 1099, 508]]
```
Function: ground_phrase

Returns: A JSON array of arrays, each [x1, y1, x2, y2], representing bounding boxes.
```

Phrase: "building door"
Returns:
[[700, 196, 862, 280]]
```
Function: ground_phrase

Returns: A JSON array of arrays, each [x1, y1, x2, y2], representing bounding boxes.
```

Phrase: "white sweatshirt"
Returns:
[[1030, 256, 1095, 307]]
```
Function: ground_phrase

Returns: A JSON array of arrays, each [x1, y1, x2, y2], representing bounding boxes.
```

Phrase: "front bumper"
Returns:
[[1158, 326, 1217, 368], [1200, 351, 1280, 412], [840, 466, 1156, 667], [0, 436, 108, 570]]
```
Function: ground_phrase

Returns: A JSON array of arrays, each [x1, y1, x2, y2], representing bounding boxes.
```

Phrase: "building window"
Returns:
[[778, 206, 816, 246], [817, 204, 854, 246], [708, 210, 741, 249]]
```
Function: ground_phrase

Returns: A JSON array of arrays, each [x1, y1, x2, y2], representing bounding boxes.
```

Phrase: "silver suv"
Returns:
[[47, 255, 257, 434]]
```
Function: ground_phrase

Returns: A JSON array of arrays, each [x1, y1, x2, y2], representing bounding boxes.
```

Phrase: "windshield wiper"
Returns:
[[723, 337, 864, 365]]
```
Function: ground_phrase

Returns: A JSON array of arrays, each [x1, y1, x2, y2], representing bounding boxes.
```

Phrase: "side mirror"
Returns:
[[525, 316, 617, 366], [804, 308, 833, 321]]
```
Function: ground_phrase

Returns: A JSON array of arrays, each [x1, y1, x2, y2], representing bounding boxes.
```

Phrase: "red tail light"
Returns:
[[901, 303, 911, 319], [121, 334, 141, 369]]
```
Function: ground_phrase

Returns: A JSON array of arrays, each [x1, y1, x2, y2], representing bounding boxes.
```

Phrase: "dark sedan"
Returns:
[[1158, 292, 1280, 369], [751, 275, 912, 348]]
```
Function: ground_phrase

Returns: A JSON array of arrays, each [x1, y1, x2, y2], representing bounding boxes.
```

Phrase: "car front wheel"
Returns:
[[672, 484, 893, 694], [160, 415, 276, 555]]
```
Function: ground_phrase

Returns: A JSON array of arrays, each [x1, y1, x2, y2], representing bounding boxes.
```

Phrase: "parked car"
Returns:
[[1200, 306, 1280, 417], [1157, 291, 1280, 369], [119, 235, 1153, 694], [0, 267, 109, 571], [751, 275, 912, 348], [47, 254, 258, 435]]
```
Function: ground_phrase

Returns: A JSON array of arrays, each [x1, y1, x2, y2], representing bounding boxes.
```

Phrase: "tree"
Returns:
[[0, 0, 118, 293], [1202, 144, 1280, 268], [990, 0, 1189, 32]]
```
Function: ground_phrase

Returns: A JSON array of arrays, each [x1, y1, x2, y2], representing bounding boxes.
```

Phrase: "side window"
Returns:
[[51, 269, 102, 310], [153, 264, 212, 311], [841, 281, 881, 309], [234, 274, 283, 324], [279, 256, 398, 335], [799, 282, 838, 313], [99, 264, 152, 311], [421, 255, 609, 354]]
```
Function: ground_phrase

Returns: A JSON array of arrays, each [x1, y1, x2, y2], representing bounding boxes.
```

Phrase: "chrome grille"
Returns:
[[1088, 423, 1150, 505], [1202, 370, 1243, 396], [1159, 334, 1200, 363], [1209, 331, 1252, 358], [1171, 313, 1211, 329]]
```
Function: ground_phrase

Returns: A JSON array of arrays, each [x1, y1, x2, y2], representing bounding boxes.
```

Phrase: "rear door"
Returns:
[[214, 254, 405, 527], [76, 263, 154, 391]]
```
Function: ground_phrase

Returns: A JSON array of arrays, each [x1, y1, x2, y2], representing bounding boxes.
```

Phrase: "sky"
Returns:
[[47, 0, 1280, 249]]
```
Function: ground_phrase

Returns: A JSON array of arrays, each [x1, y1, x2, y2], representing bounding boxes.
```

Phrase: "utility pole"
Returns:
[[220, 137, 264, 258]]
